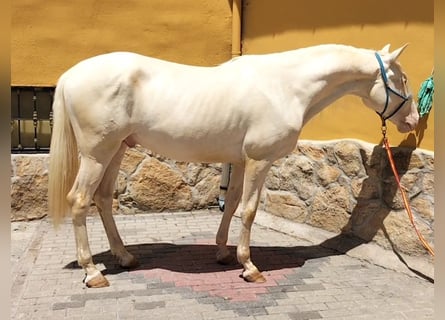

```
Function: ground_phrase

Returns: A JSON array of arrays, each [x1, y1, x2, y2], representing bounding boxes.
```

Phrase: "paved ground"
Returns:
[[11, 209, 434, 320]]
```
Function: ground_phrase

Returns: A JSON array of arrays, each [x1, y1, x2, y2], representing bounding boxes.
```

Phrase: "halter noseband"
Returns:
[[374, 52, 411, 125]]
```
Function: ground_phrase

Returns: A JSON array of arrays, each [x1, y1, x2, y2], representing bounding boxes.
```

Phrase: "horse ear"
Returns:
[[380, 44, 391, 54], [388, 43, 409, 62]]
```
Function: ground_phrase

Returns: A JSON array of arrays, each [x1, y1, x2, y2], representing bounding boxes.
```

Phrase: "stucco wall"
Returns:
[[11, 0, 232, 85], [242, 0, 434, 150], [12, 0, 433, 149]]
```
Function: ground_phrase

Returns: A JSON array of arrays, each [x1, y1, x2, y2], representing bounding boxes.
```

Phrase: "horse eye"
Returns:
[[402, 75, 407, 84]]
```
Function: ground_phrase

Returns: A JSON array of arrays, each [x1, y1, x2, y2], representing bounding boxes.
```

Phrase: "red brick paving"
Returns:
[[131, 237, 296, 301]]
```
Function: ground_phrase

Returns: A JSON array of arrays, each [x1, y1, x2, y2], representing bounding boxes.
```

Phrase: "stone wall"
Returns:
[[11, 139, 434, 257], [259, 140, 434, 257]]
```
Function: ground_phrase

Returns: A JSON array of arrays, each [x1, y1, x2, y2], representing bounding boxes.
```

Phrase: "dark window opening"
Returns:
[[11, 86, 55, 153]]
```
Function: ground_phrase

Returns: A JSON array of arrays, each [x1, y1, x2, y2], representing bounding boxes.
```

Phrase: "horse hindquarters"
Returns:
[[49, 76, 134, 287], [48, 79, 106, 286]]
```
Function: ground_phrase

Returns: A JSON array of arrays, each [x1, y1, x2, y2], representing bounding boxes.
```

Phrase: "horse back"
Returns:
[[59, 52, 301, 163]]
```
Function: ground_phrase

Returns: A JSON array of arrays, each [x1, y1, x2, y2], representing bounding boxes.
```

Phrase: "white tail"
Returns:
[[48, 78, 79, 227]]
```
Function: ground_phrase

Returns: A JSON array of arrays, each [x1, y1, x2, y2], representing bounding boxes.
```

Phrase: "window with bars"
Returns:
[[11, 86, 55, 153]]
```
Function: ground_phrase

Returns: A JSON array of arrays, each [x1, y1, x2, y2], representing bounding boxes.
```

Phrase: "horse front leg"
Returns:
[[237, 158, 272, 283], [216, 163, 244, 264]]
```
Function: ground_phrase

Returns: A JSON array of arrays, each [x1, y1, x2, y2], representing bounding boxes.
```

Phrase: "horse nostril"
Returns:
[[408, 120, 418, 131]]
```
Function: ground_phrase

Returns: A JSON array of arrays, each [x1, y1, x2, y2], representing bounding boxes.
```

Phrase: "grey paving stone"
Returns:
[[10, 210, 434, 320], [134, 301, 166, 310]]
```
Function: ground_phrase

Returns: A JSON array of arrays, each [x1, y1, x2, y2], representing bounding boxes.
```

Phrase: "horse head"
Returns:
[[362, 44, 419, 133]]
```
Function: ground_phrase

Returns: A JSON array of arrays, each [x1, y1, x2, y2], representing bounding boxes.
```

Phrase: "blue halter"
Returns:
[[374, 52, 411, 124]]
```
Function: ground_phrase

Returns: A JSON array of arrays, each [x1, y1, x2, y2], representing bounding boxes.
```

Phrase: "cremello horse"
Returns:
[[48, 44, 419, 288]]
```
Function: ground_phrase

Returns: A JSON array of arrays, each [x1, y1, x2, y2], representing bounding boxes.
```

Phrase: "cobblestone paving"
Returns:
[[11, 210, 434, 319]]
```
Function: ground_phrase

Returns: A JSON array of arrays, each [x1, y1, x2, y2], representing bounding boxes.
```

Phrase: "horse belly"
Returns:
[[130, 85, 248, 163], [131, 130, 244, 163]]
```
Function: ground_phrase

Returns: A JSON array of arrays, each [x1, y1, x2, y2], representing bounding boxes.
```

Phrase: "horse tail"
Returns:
[[48, 76, 79, 227]]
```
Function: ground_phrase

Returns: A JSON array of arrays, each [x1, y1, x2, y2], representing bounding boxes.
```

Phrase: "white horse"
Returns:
[[48, 44, 419, 288]]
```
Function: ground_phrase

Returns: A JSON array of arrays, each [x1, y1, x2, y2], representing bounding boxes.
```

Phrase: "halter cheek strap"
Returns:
[[374, 52, 411, 124]]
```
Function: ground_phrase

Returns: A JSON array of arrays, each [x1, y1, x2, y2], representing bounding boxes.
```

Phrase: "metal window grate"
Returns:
[[11, 86, 55, 153]]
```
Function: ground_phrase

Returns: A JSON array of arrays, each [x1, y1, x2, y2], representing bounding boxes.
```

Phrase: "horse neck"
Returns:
[[286, 45, 377, 124]]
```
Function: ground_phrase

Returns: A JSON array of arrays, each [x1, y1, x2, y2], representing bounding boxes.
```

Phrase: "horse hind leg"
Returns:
[[68, 156, 111, 288], [93, 142, 138, 269]]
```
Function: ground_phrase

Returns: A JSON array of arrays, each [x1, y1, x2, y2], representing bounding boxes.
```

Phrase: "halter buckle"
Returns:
[[381, 123, 387, 138]]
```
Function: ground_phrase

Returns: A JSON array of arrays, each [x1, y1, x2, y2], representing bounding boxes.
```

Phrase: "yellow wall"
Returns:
[[242, 0, 434, 150], [11, 0, 433, 150], [11, 0, 232, 85]]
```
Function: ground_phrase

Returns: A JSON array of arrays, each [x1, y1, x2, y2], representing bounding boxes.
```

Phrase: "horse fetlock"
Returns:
[[77, 257, 93, 269], [116, 251, 139, 269], [216, 247, 235, 265]]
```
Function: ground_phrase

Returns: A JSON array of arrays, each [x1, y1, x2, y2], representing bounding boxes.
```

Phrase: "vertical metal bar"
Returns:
[[16, 88, 22, 151], [49, 88, 54, 134], [33, 88, 39, 150]]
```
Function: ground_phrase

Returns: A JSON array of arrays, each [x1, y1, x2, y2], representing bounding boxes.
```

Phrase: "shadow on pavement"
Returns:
[[64, 240, 350, 276]]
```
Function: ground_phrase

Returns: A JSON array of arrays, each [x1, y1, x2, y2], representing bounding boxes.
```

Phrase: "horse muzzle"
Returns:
[[398, 113, 419, 133]]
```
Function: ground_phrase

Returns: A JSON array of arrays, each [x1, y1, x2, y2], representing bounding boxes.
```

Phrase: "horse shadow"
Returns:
[[64, 135, 432, 282], [329, 136, 415, 247], [321, 134, 433, 282], [65, 242, 341, 277], [414, 113, 430, 148]]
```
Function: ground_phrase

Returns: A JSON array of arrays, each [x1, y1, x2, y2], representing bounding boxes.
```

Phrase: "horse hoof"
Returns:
[[120, 255, 139, 269], [216, 250, 235, 265], [86, 273, 110, 288], [243, 270, 266, 283]]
